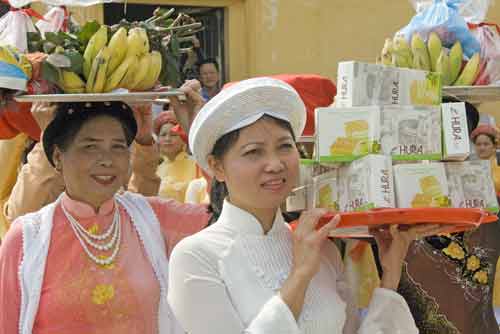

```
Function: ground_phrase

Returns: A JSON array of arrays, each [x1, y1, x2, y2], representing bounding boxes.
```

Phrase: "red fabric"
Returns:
[[153, 111, 177, 135], [9, 6, 46, 20], [61, 6, 69, 32], [0, 102, 40, 140], [170, 124, 188, 143], [223, 74, 337, 136], [470, 124, 498, 141], [468, 22, 500, 35]]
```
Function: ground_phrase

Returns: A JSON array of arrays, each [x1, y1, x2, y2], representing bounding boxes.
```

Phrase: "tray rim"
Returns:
[[14, 90, 184, 103]]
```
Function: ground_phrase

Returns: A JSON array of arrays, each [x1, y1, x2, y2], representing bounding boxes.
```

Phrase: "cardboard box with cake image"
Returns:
[[286, 160, 339, 212], [338, 155, 395, 212], [336, 61, 442, 108], [441, 102, 470, 161], [394, 163, 451, 208], [315, 107, 381, 162], [380, 105, 442, 161], [312, 170, 340, 211], [445, 160, 499, 213]]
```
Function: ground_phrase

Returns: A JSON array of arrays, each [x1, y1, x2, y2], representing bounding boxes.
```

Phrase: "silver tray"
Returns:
[[14, 90, 184, 103], [443, 85, 500, 104]]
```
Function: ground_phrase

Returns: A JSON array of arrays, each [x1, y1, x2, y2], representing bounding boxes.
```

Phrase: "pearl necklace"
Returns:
[[62, 202, 122, 266]]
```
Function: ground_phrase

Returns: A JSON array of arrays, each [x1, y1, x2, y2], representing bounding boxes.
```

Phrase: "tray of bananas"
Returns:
[[14, 8, 201, 101]]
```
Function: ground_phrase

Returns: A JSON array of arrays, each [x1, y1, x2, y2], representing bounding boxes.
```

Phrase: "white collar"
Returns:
[[218, 199, 288, 236]]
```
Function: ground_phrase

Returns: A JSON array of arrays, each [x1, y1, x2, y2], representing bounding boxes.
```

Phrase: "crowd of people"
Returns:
[[0, 70, 499, 333]]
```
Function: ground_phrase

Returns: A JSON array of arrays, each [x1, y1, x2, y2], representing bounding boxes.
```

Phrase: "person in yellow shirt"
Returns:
[[471, 124, 500, 194], [154, 110, 197, 202]]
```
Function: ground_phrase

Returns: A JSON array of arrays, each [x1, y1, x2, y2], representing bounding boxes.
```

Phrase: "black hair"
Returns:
[[197, 58, 220, 72], [207, 116, 296, 225], [43, 102, 137, 167], [442, 96, 479, 136]]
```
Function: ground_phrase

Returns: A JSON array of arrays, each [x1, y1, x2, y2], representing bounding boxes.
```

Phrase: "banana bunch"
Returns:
[[379, 32, 482, 86], [59, 24, 163, 94], [0, 45, 32, 80]]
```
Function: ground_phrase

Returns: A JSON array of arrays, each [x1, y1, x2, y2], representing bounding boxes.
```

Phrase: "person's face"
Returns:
[[208, 118, 300, 213], [474, 134, 496, 159], [199, 63, 219, 89], [158, 123, 185, 158], [53, 116, 131, 208]]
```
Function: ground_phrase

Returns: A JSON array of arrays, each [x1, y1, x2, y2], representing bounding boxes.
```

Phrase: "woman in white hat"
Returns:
[[168, 77, 443, 333]]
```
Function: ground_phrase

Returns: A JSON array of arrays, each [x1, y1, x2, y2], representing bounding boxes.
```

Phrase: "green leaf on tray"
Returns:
[[45, 32, 65, 46], [64, 50, 84, 74], [46, 54, 72, 68], [77, 21, 101, 48], [41, 61, 61, 86]]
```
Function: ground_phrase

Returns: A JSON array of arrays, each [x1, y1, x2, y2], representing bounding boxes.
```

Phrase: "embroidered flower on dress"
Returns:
[[472, 270, 488, 285], [92, 284, 115, 305], [442, 241, 465, 260], [466, 255, 481, 272]]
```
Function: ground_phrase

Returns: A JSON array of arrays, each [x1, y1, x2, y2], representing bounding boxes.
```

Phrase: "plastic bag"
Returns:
[[398, 0, 481, 58], [410, 0, 492, 23], [469, 23, 500, 85], [35, 6, 69, 36], [0, 9, 37, 53]]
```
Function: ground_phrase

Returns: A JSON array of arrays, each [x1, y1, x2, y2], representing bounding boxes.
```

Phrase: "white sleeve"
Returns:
[[358, 288, 418, 334], [322, 241, 418, 334], [168, 238, 301, 334]]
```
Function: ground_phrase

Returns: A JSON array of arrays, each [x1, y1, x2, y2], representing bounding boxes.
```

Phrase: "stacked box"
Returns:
[[315, 107, 381, 162], [445, 160, 499, 213], [338, 155, 394, 212], [380, 105, 442, 161], [312, 170, 339, 211], [441, 102, 470, 161], [393, 162, 450, 208], [336, 61, 442, 107]]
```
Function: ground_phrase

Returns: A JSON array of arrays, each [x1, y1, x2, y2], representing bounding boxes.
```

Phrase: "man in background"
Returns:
[[198, 58, 221, 101]]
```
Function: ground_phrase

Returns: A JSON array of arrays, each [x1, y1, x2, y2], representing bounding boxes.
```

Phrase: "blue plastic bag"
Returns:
[[398, 0, 480, 58]]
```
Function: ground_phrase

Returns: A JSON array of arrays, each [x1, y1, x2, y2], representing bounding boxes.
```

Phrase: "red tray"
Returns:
[[291, 208, 498, 238]]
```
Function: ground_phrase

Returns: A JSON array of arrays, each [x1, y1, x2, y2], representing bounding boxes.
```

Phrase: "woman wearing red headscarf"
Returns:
[[154, 110, 197, 202]]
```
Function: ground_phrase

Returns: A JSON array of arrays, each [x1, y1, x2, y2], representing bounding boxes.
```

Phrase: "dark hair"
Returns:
[[207, 116, 295, 224], [442, 96, 479, 136], [43, 102, 137, 166], [472, 133, 496, 145], [198, 58, 220, 72]]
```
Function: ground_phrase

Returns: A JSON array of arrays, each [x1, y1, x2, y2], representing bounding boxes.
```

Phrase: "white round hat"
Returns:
[[189, 77, 306, 173]]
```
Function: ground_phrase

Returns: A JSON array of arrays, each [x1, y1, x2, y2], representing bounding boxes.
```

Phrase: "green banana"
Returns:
[[135, 51, 162, 91], [59, 70, 86, 92], [381, 38, 394, 66], [453, 53, 481, 86], [83, 25, 108, 79], [107, 27, 128, 76], [104, 56, 138, 92], [411, 33, 431, 71], [126, 28, 149, 58], [128, 53, 152, 90], [427, 32, 442, 72], [392, 36, 413, 68], [92, 47, 112, 93], [435, 50, 452, 86], [449, 41, 463, 85], [86, 46, 110, 93]]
